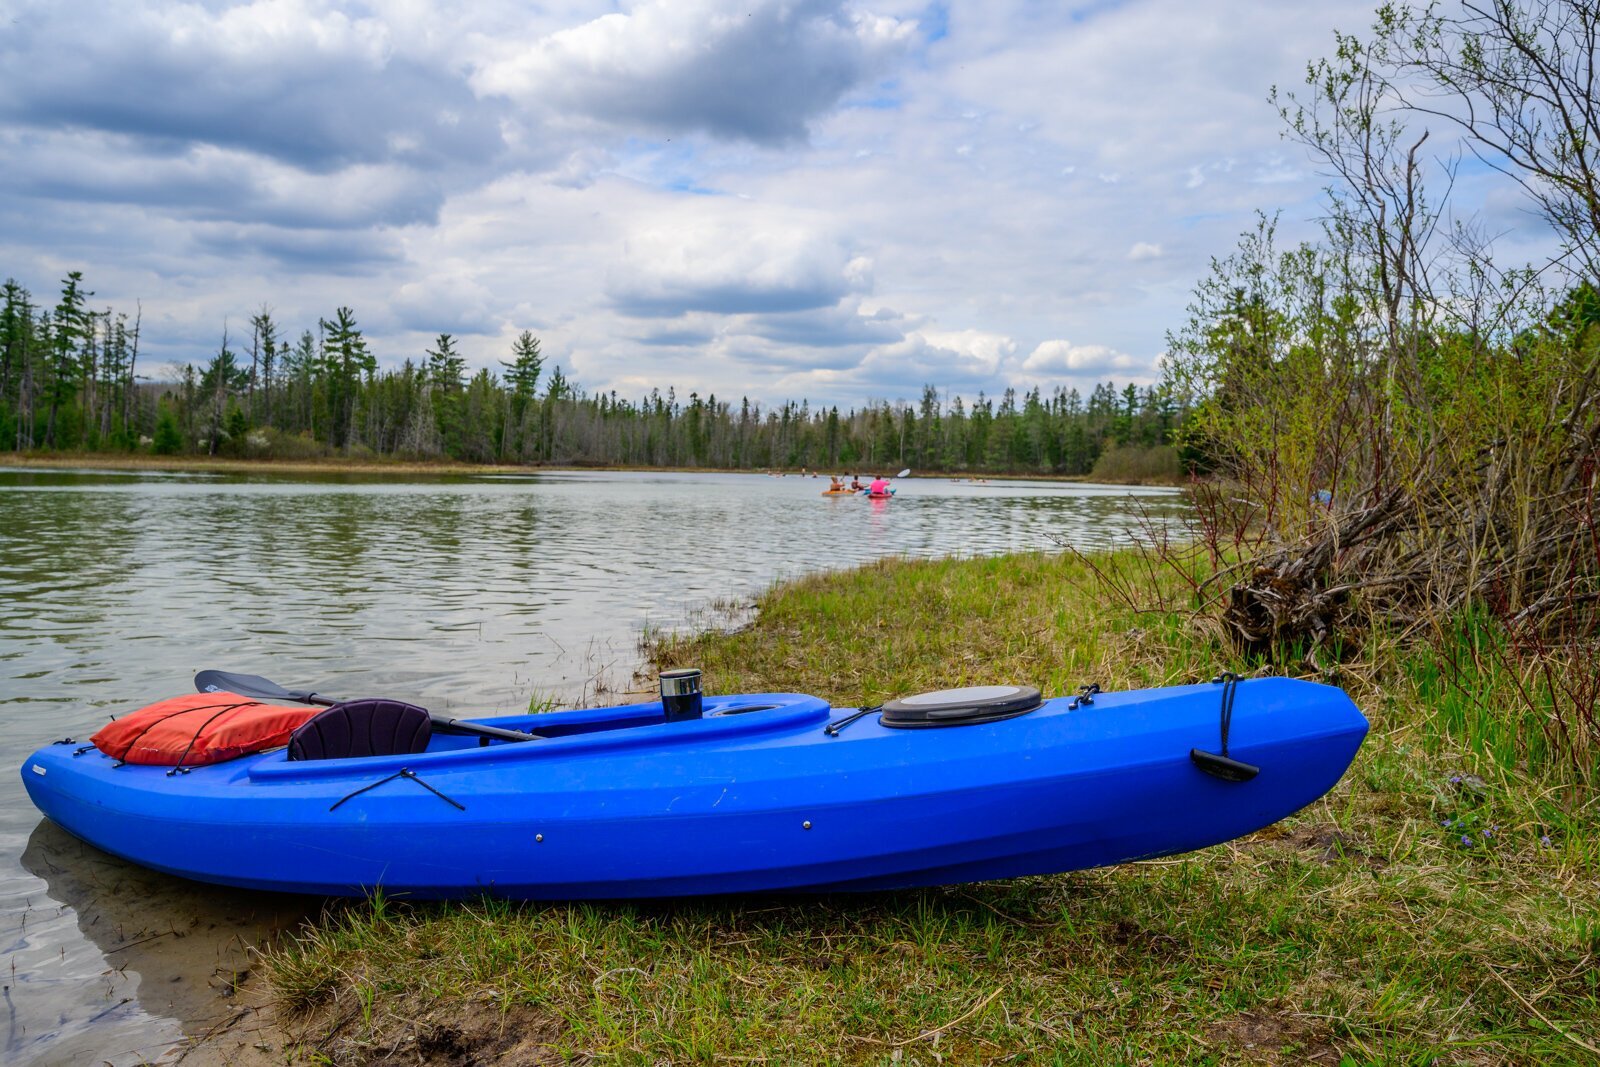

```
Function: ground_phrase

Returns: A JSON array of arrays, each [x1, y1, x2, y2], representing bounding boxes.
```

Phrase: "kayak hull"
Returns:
[[21, 680, 1367, 899]]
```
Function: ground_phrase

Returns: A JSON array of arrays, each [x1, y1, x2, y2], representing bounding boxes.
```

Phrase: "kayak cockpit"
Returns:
[[247, 693, 831, 780]]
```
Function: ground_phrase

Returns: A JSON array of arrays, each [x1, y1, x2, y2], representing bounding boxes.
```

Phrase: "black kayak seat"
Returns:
[[880, 685, 1043, 728], [288, 699, 432, 761]]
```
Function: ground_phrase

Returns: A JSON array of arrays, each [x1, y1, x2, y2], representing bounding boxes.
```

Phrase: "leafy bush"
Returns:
[[1089, 444, 1182, 484]]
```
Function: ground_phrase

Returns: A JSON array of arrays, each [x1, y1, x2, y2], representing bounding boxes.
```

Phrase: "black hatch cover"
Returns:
[[879, 684, 1043, 728]]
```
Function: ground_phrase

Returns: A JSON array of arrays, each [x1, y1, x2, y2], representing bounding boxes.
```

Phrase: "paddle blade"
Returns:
[[897, 468, 911, 478], [195, 669, 319, 705]]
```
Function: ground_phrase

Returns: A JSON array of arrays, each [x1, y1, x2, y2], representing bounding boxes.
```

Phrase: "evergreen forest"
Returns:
[[0, 275, 1184, 480]]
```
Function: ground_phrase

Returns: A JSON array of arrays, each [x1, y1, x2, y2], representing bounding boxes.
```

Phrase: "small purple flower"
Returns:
[[1481, 828, 1492, 838], [1461, 834, 1473, 847], [1541, 835, 1552, 847], [1450, 775, 1462, 784], [1441, 819, 1452, 828]]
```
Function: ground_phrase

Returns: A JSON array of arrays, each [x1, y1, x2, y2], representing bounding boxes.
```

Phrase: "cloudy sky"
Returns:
[[0, 0, 1532, 407]]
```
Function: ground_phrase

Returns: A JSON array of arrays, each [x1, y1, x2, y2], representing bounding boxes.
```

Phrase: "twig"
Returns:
[[591, 966, 648, 991], [860, 986, 1004, 1048], [1488, 965, 1600, 1056], [171, 1006, 252, 1063], [104, 929, 177, 954], [958, 891, 1050, 929]]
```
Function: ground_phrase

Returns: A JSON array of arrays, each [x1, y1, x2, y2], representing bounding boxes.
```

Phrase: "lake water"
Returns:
[[0, 467, 1186, 1064]]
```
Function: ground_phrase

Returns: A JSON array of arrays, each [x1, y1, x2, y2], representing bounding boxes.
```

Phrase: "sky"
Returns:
[[0, 0, 1551, 409]]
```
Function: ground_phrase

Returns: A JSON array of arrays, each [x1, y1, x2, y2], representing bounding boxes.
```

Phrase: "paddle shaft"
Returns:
[[195, 670, 543, 743]]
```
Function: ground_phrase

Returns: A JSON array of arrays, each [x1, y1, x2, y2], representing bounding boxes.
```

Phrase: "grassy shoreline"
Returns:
[[0, 450, 1183, 485], [221, 550, 1596, 1065]]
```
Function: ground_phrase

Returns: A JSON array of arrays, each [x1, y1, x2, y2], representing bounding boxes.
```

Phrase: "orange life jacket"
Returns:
[[91, 691, 319, 768]]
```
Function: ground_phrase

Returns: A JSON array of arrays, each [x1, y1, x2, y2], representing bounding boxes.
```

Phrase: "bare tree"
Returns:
[[1375, 0, 1599, 281]]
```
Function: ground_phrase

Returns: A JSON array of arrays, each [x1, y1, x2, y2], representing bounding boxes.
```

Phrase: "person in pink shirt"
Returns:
[[868, 476, 891, 496]]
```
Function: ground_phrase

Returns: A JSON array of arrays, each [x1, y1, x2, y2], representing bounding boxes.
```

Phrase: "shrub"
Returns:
[[1089, 444, 1182, 484]]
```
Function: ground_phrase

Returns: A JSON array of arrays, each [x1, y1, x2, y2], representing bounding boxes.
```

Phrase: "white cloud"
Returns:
[[604, 209, 869, 316], [775, 327, 1019, 401], [1022, 339, 1146, 379], [4, 0, 1556, 412], [0, 0, 505, 170], [914, 329, 1017, 374], [392, 273, 500, 336], [473, 0, 916, 144]]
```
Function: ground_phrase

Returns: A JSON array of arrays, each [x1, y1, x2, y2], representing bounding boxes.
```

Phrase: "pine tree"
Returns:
[[501, 330, 543, 460], [502, 331, 543, 399], [250, 308, 278, 428], [319, 307, 374, 450], [425, 333, 466, 456], [200, 331, 247, 455], [1, 280, 36, 449], [44, 271, 92, 448], [152, 402, 182, 455], [426, 333, 465, 394]]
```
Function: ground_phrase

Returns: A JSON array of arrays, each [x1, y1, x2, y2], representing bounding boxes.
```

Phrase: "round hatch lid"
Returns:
[[880, 684, 1043, 728]]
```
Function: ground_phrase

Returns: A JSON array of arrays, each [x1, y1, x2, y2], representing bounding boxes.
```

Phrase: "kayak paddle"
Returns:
[[194, 669, 545, 743], [860, 469, 910, 499]]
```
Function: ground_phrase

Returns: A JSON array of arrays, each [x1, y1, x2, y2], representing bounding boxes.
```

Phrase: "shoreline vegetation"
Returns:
[[0, 450, 1188, 485], [202, 549, 1598, 1065]]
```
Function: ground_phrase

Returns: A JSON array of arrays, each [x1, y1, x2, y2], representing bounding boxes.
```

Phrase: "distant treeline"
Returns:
[[0, 273, 1185, 479]]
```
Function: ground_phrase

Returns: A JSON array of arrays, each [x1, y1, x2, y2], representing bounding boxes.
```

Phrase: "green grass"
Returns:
[[650, 551, 1229, 704], [264, 550, 1600, 1065]]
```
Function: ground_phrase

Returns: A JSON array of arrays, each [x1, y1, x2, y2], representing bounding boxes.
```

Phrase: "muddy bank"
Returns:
[[16, 823, 310, 1065]]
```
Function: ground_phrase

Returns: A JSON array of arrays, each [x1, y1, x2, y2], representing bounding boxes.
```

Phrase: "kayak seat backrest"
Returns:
[[287, 699, 432, 761]]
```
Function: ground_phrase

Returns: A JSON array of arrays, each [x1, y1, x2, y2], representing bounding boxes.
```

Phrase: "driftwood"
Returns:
[[1214, 440, 1599, 658], [1220, 485, 1412, 654]]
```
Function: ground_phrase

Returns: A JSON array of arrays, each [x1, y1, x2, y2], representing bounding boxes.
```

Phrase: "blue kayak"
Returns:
[[20, 679, 1365, 899]]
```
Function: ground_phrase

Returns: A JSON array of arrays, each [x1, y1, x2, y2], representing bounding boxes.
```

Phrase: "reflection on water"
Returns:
[[0, 467, 1187, 1063], [12, 823, 312, 1066]]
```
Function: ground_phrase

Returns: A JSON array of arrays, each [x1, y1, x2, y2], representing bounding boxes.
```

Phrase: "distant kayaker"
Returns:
[[828, 475, 845, 491], [869, 476, 891, 496], [849, 474, 865, 491]]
